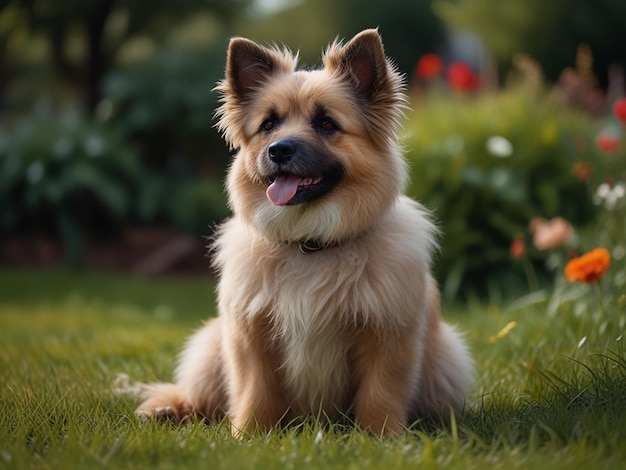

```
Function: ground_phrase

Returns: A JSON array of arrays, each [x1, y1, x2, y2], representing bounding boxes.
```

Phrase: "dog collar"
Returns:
[[297, 239, 329, 254], [295, 234, 360, 254]]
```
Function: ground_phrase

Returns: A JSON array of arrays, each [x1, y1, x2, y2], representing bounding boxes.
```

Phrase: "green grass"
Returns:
[[1, 268, 625, 469]]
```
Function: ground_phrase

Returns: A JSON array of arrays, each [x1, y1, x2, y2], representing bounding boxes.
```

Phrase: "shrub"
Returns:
[[0, 108, 145, 264], [166, 177, 229, 236], [0, 107, 229, 265], [403, 85, 599, 301], [102, 46, 229, 173]]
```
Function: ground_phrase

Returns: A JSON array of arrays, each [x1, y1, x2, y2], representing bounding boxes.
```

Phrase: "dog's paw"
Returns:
[[136, 404, 180, 423], [135, 396, 193, 424]]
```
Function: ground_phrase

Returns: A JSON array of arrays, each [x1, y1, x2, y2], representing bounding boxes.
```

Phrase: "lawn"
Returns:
[[1, 268, 625, 469]]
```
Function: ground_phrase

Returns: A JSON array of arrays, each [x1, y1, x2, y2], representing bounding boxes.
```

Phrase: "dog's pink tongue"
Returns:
[[266, 175, 302, 206]]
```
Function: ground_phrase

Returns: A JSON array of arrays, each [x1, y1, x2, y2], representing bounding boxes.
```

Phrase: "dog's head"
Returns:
[[215, 29, 407, 246]]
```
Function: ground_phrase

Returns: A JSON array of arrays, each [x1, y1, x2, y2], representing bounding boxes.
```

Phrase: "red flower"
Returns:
[[564, 248, 610, 284], [614, 98, 626, 124], [415, 54, 443, 80], [510, 237, 525, 259], [596, 133, 621, 153], [447, 62, 479, 93]]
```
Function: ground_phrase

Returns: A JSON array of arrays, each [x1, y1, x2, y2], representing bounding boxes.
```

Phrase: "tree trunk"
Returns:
[[85, 0, 114, 112]]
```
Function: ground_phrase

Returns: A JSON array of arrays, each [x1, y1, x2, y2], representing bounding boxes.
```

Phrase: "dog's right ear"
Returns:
[[215, 38, 297, 148], [226, 38, 277, 101]]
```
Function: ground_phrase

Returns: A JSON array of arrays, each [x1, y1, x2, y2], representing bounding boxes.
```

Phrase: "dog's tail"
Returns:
[[112, 373, 159, 399], [414, 322, 474, 422]]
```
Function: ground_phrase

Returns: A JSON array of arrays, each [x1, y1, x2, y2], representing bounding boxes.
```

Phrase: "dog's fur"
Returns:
[[131, 29, 473, 436]]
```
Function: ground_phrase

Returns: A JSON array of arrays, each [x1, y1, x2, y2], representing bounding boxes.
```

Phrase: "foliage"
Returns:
[[102, 45, 230, 172], [166, 177, 228, 236], [2, 0, 625, 287], [548, 166, 626, 326], [512, 94, 626, 318], [0, 108, 143, 264], [237, 0, 446, 76], [434, 0, 626, 87], [0, 0, 249, 110], [1, 268, 626, 469], [0, 108, 229, 265], [333, 0, 447, 76], [403, 84, 602, 301]]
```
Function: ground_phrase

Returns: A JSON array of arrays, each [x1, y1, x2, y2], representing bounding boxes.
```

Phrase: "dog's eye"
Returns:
[[318, 118, 338, 133], [261, 118, 278, 132]]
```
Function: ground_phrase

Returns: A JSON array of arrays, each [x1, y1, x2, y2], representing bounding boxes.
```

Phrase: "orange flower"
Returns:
[[529, 217, 574, 250], [573, 161, 592, 182], [564, 248, 611, 284]]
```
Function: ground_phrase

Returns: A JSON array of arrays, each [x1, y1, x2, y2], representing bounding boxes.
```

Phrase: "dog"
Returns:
[[130, 29, 473, 437]]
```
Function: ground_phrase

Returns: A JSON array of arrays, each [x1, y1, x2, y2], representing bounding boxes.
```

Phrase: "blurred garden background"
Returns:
[[2, 2, 626, 468], [1, 0, 625, 301]]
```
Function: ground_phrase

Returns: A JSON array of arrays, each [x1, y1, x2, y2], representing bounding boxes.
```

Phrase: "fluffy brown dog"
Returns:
[[132, 29, 473, 436]]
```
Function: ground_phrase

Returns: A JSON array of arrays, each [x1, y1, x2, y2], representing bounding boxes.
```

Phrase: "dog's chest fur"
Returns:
[[269, 270, 356, 414], [217, 225, 371, 413]]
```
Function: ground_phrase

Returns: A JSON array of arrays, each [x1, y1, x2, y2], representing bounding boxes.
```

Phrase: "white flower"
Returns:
[[593, 182, 624, 210], [486, 136, 513, 157]]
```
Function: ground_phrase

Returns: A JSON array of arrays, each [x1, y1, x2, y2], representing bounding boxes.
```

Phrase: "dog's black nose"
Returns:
[[268, 140, 297, 164]]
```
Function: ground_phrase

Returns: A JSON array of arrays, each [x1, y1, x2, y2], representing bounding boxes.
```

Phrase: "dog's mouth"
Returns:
[[266, 174, 324, 206], [266, 168, 343, 206]]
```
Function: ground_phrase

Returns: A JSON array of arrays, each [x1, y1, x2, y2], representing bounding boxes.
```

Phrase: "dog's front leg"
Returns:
[[223, 315, 288, 437], [352, 327, 419, 436]]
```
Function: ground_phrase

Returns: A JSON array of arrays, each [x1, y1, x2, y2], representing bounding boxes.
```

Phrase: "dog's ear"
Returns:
[[215, 39, 296, 148], [322, 29, 405, 148], [338, 29, 388, 99], [226, 38, 278, 101]]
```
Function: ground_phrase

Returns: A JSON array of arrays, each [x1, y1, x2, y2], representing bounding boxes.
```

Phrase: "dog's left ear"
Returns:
[[338, 29, 389, 99]]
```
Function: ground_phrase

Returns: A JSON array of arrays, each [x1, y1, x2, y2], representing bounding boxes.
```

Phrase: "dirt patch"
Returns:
[[1, 228, 212, 277]]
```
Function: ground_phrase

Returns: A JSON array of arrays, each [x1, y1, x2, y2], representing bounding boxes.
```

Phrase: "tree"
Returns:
[[338, 0, 447, 77], [434, 0, 626, 88], [1, 0, 250, 111], [237, 0, 447, 77]]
